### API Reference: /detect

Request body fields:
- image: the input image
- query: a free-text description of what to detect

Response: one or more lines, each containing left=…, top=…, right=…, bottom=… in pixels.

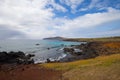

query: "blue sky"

left=0, top=0, right=120, bottom=39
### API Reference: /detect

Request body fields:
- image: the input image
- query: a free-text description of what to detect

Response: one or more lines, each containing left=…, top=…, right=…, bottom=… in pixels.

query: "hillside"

left=64, top=36, right=120, bottom=42
left=41, top=41, right=120, bottom=80
left=41, top=54, right=120, bottom=80
left=43, top=36, right=120, bottom=42
left=43, top=36, right=66, bottom=40
left=0, top=37, right=120, bottom=80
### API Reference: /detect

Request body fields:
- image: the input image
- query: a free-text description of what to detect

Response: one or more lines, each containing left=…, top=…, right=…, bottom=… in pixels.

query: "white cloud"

left=88, top=0, right=100, bottom=9
left=48, top=0, right=67, bottom=12
left=60, top=0, right=84, bottom=13
left=79, top=0, right=108, bottom=11
left=0, top=24, right=26, bottom=39
left=0, top=0, right=60, bottom=39
left=55, top=8, right=120, bottom=31
left=0, top=0, right=120, bottom=39
left=88, top=29, right=120, bottom=37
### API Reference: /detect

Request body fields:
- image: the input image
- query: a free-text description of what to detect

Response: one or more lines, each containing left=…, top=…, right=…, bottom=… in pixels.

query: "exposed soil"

left=0, top=64, right=66, bottom=80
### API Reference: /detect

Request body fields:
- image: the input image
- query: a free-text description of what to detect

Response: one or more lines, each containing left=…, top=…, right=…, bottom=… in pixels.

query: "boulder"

left=64, top=48, right=74, bottom=53
left=0, top=51, right=35, bottom=64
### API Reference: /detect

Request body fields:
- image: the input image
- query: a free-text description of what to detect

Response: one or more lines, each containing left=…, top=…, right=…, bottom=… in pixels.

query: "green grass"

left=41, top=54, right=120, bottom=70
left=40, top=54, right=120, bottom=80
left=64, top=36, right=120, bottom=42
left=40, top=39, right=120, bottom=80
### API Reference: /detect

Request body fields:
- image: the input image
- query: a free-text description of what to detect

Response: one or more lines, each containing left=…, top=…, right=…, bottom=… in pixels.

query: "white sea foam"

left=34, top=53, right=67, bottom=64
left=34, top=59, right=46, bottom=64
left=57, top=54, right=67, bottom=60
left=0, top=40, right=81, bottom=64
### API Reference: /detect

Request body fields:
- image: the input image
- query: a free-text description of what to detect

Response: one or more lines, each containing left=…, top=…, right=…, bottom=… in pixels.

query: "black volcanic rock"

left=62, top=41, right=120, bottom=62
left=0, top=51, right=35, bottom=64
left=35, top=44, right=40, bottom=46
left=64, top=48, right=74, bottom=53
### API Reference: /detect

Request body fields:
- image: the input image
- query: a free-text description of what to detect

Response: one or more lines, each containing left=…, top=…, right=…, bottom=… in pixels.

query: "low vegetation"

left=64, top=36, right=120, bottom=42
left=41, top=54, right=120, bottom=80
left=41, top=38, right=120, bottom=80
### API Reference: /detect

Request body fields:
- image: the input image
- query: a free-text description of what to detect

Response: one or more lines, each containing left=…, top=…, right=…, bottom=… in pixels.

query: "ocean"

left=0, top=39, right=81, bottom=63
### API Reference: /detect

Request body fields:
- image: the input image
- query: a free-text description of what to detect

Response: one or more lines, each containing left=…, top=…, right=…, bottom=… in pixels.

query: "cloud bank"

left=0, top=0, right=120, bottom=39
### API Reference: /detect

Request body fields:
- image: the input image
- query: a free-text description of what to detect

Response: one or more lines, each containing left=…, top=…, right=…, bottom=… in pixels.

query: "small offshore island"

left=0, top=36, right=120, bottom=80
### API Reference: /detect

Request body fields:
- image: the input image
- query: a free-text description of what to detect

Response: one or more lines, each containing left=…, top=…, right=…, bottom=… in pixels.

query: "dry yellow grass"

left=41, top=54, right=120, bottom=70
left=64, top=37, right=120, bottom=42
left=63, top=63, right=120, bottom=80
left=40, top=54, right=120, bottom=80
left=103, top=42, right=120, bottom=48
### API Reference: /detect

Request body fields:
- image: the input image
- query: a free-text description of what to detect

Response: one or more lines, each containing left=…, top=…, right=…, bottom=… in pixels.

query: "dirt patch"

left=0, top=64, right=65, bottom=80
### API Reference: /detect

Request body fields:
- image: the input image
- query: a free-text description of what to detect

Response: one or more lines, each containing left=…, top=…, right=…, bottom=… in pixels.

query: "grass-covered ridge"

left=41, top=54, right=120, bottom=80
left=41, top=54, right=120, bottom=70
left=40, top=38, right=120, bottom=80
left=64, top=36, right=120, bottom=42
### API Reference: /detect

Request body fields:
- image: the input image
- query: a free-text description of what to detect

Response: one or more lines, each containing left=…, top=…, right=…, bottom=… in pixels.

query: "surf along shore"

left=0, top=37, right=120, bottom=80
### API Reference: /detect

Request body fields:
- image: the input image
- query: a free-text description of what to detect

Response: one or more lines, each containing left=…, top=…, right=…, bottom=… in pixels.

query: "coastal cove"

left=0, top=39, right=81, bottom=63
left=0, top=0, right=120, bottom=79
left=0, top=38, right=120, bottom=80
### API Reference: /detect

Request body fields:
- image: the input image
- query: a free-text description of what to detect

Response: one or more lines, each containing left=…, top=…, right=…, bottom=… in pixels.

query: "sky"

left=0, top=0, right=120, bottom=39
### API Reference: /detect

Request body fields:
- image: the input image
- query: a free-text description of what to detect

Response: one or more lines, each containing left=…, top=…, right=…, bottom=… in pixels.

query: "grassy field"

left=64, top=36, right=120, bottom=42
left=41, top=37, right=120, bottom=80
left=41, top=54, right=120, bottom=80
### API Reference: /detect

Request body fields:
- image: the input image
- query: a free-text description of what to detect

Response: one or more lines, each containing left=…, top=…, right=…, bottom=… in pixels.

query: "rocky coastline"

left=0, top=41, right=120, bottom=64
left=60, top=41, right=120, bottom=62
left=0, top=41, right=120, bottom=80
left=0, top=51, right=64, bottom=80
left=0, top=51, right=35, bottom=65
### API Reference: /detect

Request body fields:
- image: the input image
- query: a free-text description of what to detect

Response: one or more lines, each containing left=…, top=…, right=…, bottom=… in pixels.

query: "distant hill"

left=43, top=36, right=66, bottom=40
left=63, top=36, right=120, bottom=42
left=43, top=36, right=120, bottom=42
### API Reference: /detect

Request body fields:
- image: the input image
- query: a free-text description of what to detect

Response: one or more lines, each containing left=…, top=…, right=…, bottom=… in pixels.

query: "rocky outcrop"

left=64, top=48, right=74, bottom=53
left=0, top=51, right=35, bottom=64
left=35, top=44, right=40, bottom=46
left=77, top=42, right=120, bottom=56
left=62, top=41, right=120, bottom=62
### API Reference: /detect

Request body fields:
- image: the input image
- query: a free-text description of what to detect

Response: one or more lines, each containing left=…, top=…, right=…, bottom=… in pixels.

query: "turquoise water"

left=0, top=40, right=81, bottom=63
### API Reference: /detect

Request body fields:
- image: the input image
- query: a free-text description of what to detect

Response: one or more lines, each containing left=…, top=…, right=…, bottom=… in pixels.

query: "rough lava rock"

left=0, top=51, right=35, bottom=64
